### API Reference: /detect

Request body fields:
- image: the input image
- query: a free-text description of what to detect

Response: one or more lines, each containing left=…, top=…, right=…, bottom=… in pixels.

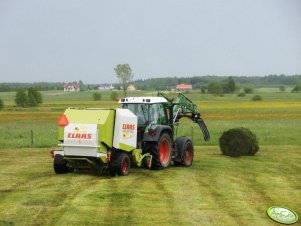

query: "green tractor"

left=51, top=92, right=210, bottom=176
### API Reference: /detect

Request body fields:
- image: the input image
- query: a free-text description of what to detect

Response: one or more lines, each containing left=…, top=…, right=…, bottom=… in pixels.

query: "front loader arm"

left=194, top=117, right=210, bottom=142
left=158, top=92, right=210, bottom=142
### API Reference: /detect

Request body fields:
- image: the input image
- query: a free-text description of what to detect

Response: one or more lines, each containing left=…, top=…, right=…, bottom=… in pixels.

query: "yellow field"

left=1, top=101, right=300, bottom=121
left=0, top=112, right=60, bottom=122
left=201, top=101, right=301, bottom=109
left=205, top=111, right=301, bottom=120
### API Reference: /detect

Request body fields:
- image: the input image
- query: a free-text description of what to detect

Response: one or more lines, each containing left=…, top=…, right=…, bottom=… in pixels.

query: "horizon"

left=1, top=74, right=300, bottom=85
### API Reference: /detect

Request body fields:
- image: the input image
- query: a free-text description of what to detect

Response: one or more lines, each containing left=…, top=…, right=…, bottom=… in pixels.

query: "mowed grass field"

left=0, top=89, right=300, bottom=225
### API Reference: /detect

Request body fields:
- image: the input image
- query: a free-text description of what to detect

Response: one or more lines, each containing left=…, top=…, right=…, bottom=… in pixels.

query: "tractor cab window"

left=122, top=103, right=167, bottom=125
left=149, top=104, right=167, bottom=125
left=122, top=103, right=149, bottom=125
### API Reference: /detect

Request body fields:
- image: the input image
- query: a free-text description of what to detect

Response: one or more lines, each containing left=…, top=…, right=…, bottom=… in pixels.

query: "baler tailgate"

left=62, top=123, right=99, bottom=157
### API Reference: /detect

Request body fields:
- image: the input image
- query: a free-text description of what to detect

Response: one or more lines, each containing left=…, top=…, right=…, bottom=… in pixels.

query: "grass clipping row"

left=219, top=127, right=259, bottom=157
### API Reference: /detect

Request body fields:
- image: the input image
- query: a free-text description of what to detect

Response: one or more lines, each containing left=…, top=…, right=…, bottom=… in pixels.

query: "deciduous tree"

left=15, top=88, right=28, bottom=107
left=27, top=87, right=42, bottom=106
left=223, top=76, right=236, bottom=93
left=208, top=81, right=223, bottom=95
left=0, top=97, right=4, bottom=110
left=292, top=84, right=301, bottom=93
left=15, top=87, right=42, bottom=107
left=114, top=64, right=133, bottom=97
left=92, top=92, right=102, bottom=101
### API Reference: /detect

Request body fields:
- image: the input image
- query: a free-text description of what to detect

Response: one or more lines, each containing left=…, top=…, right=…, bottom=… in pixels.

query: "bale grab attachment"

left=158, top=92, right=210, bottom=142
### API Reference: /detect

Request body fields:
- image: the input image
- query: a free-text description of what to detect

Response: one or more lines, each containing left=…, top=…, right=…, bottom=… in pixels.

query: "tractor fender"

left=143, top=125, right=172, bottom=142
left=174, top=136, right=192, bottom=162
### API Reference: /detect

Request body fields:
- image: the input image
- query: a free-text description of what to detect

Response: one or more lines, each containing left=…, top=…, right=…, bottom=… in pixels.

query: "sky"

left=0, top=0, right=300, bottom=84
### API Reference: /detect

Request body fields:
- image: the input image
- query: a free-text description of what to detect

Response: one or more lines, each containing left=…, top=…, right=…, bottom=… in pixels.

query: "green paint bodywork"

left=58, top=108, right=115, bottom=153
left=56, top=93, right=209, bottom=171
left=132, top=149, right=152, bottom=167
left=119, top=143, right=135, bottom=152
left=58, top=108, right=146, bottom=167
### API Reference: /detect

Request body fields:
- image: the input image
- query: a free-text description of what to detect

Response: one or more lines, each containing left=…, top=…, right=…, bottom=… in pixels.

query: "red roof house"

left=176, top=84, right=192, bottom=91
left=64, top=83, right=80, bottom=92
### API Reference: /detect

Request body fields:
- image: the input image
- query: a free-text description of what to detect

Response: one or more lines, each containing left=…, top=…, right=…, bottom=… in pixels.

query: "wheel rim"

left=122, top=159, right=128, bottom=174
left=159, top=139, right=170, bottom=165
left=183, top=146, right=193, bottom=165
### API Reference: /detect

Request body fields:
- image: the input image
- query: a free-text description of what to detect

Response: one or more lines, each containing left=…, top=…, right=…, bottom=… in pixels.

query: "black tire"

left=144, top=133, right=172, bottom=170
left=54, top=154, right=68, bottom=174
left=117, top=153, right=130, bottom=176
left=109, top=152, right=130, bottom=176
left=181, top=140, right=194, bottom=167
left=174, top=137, right=194, bottom=167
left=173, top=161, right=182, bottom=166
left=108, top=152, right=117, bottom=177
left=109, top=166, right=116, bottom=177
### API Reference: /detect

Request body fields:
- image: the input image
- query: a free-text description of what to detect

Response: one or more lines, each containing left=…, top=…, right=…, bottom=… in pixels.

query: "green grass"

left=1, top=90, right=301, bottom=148
left=0, top=89, right=300, bottom=225
left=176, top=118, right=301, bottom=146
left=0, top=146, right=300, bottom=225
left=1, top=117, right=300, bottom=149
left=0, top=121, right=58, bottom=149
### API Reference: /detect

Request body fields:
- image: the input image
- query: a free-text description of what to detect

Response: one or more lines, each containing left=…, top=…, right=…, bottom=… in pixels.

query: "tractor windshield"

left=122, top=103, right=167, bottom=125
left=122, top=103, right=149, bottom=125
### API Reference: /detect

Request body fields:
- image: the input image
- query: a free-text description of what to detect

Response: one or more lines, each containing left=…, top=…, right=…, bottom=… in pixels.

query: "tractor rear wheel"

left=149, top=133, right=172, bottom=169
left=54, top=154, right=68, bottom=174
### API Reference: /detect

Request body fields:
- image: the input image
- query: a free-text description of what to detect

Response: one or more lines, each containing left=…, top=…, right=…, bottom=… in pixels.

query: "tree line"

left=0, top=74, right=301, bottom=93
left=0, top=82, right=65, bottom=92
left=133, top=74, right=301, bottom=91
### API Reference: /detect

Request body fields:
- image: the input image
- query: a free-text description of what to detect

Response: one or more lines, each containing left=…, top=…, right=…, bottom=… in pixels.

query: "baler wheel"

left=116, top=153, right=130, bottom=176
left=109, top=152, right=130, bottom=176
left=54, top=154, right=68, bottom=174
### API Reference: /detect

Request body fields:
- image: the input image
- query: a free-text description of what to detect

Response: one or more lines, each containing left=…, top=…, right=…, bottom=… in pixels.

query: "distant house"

left=98, top=84, right=114, bottom=90
left=127, top=84, right=136, bottom=91
left=64, top=83, right=80, bottom=92
left=176, top=84, right=192, bottom=91
left=166, top=86, right=176, bottom=91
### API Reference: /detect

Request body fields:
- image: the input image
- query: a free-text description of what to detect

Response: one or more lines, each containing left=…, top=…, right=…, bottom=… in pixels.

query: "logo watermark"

left=267, top=206, right=298, bottom=225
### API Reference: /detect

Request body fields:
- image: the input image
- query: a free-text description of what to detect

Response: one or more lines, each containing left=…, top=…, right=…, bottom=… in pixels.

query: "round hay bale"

left=219, top=127, right=259, bottom=157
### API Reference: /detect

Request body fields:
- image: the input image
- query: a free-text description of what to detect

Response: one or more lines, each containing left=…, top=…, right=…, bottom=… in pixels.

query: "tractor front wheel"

left=182, top=140, right=194, bottom=166
left=174, top=139, right=194, bottom=167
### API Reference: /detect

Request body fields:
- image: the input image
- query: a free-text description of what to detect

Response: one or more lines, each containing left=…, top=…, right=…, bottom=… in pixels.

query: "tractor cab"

left=119, top=97, right=169, bottom=126
left=119, top=97, right=171, bottom=147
